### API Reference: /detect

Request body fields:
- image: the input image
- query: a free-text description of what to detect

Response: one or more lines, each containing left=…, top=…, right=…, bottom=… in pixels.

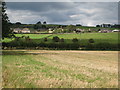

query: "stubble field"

left=2, top=50, right=118, bottom=88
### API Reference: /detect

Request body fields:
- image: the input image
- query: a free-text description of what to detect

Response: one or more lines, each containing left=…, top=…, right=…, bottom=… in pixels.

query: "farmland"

left=2, top=50, right=118, bottom=88
left=2, top=32, right=119, bottom=50
left=3, top=32, right=119, bottom=44
left=2, top=32, right=119, bottom=88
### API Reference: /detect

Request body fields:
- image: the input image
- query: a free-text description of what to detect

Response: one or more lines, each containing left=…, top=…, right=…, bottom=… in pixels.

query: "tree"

left=15, top=22, right=21, bottom=25
left=43, top=21, right=46, bottom=24
left=52, top=36, right=60, bottom=42
left=36, top=21, right=41, bottom=24
left=2, top=2, right=13, bottom=38
left=96, top=25, right=100, bottom=27
left=72, top=38, right=78, bottom=43
left=60, top=38, right=64, bottom=42
left=41, top=25, right=46, bottom=29
left=44, top=38, right=48, bottom=42
left=88, top=39, right=94, bottom=43
left=67, top=25, right=76, bottom=32
left=33, top=24, right=39, bottom=29
left=76, top=24, right=82, bottom=26
left=108, top=24, right=111, bottom=28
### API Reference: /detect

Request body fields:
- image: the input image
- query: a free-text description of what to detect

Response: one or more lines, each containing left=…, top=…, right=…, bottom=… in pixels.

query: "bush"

left=88, top=39, right=94, bottom=43
left=63, top=29, right=68, bottom=33
left=60, top=38, right=64, bottom=42
left=38, top=42, right=79, bottom=50
left=86, top=43, right=94, bottom=50
left=44, top=38, right=48, bottom=42
left=52, top=36, right=60, bottom=42
left=94, top=42, right=111, bottom=50
left=2, top=42, right=9, bottom=48
left=67, top=43, right=79, bottom=50
left=72, top=38, right=78, bottom=42
left=39, top=42, right=46, bottom=47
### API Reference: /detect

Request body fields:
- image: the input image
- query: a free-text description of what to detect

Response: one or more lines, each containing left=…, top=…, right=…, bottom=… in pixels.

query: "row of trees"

left=96, top=24, right=120, bottom=28
left=2, top=37, right=119, bottom=50
left=44, top=36, right=79, bottom=43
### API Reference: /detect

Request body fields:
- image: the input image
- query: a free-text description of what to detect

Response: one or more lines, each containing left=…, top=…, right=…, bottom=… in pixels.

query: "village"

left=12, top=23, right=120, bottom=34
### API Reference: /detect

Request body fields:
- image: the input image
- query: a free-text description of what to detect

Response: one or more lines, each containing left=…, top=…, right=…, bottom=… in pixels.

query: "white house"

left=22, top=28, right=30, bottom=33
left=112, top=29, right=120, bottom=32
left=75, top=28, right=84, bottom=33
left=13, top=28, right=30, bottom=33
left=99, top=30, right=108, bottom=33
left=13, top=28, right=22, bottom=33
left=49, top=30, right=53, bottom=33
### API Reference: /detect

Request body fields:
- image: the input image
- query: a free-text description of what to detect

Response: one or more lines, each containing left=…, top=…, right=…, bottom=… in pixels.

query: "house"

left=49, top=30, right=53, bottom=33
left=22, top=28, right=30, bottom=33
left=75, top=28, right=84, bottom=33
left=48, top=28, right=55, bottom=33
left=13, top=28, right=30, bottom=33
left=48, top=28, right=54, bottom=33
left=100, top=24, right=112, bottom=28
left=48, top=28, right=53, bottom=31
left=112, top=29, right=120, bottom=32
left=87, top=28, right=92, bottom=32
left=13, top=28, right=22, bottom=33
left=98, top=30, right=110, bottom=33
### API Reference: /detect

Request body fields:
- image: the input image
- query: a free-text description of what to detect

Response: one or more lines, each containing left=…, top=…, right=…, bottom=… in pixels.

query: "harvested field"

left=2, top=50, right=118, bottom=88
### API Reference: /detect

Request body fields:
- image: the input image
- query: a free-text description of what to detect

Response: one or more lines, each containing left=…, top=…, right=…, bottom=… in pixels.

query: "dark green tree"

left=96, top=25, right=100, bottom=27
left=60, top=38, right=64, bottom=42
left=88, top=39, right=94, bottom=43
left=76, top=24, right=82, bottom=26
left=67, top=25, right=76, bottom=32
left=15, top=22, right=21, bottom=25
left=44, top=38, right=48, bottom=42
left=52, top=36, right=60, bottom=42
left=41, top=25, right=46, bottom=29
left=36, top=21, right=41, bottom=24
left=33, top=24, right=39, bottom=29
left=72, top=38, right=78, bottom=43
left=43, top=21, right=46, bottom=24
left=2, top=2, right=13, bottom=38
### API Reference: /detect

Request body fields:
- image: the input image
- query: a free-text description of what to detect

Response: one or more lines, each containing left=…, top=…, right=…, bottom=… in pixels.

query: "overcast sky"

left=6, top=2, right=118, bottom=26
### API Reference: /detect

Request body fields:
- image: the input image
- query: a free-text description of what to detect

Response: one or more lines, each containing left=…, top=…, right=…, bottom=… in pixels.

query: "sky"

left=6, top=2, right=118, bottom=26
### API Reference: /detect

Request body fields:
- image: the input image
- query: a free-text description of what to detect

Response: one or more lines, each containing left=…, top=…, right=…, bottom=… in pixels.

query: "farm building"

left=13, top=28, right=22, bottom=33
left=112, top=29, right=120, bottom=32
left=48, top=28, right=54, bottom=33
left=98, top=29, right=110, bottom=33
left=48, top=30, right=53, bottom=33
left=75, top=28, right=84, bottom=33
left=100, top=24, right=112, bottom=28
left=48, top=28, right=53, bottom=31
left=22, top=28, right=30, bottom=33
left=13, top=28, right=30, bottom=33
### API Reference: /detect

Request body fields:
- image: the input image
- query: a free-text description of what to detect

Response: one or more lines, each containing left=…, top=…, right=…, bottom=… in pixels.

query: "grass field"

left=2, top=34, right=51, bottom=42
left=2, top=50, right=118, bottom=88
left=47, top=33, right=118, bottom=44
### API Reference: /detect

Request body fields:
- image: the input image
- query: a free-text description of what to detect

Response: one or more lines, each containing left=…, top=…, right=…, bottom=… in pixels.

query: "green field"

left=47, top=33, right=118, bottom=44
left=2, top=50, right=118, bottom=88
left=2, top=33, right=119, bottom=45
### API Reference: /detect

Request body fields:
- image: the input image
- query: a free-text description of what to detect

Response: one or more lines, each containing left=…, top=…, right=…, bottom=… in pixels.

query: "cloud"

left=5, top=0, right=120, bottom=2
left=6, top=9, right=43, bottom=24
left=6, top=2, right=118, bottom=26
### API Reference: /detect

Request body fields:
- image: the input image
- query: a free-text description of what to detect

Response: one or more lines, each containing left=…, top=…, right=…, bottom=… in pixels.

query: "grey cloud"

left=6, top=2, right=118, bottom=26
left=6, top=2, right=77, bottom=12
